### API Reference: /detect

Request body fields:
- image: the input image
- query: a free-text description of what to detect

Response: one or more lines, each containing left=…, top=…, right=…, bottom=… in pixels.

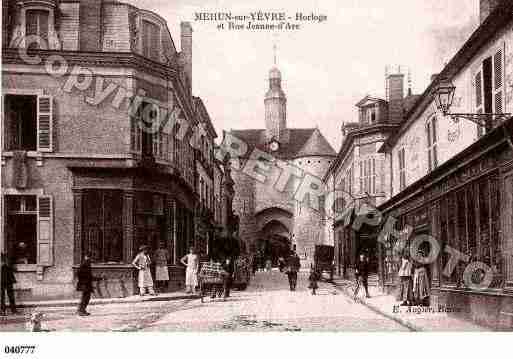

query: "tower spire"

left=273, top=41, right=277, bottom=65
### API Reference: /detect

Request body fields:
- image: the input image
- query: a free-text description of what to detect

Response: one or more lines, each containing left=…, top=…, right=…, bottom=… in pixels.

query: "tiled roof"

left=229, top=128, right=336, bottom=159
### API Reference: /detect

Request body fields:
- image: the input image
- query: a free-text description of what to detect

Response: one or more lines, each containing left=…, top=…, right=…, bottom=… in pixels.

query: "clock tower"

left=264, top=65, right=287, bottom=143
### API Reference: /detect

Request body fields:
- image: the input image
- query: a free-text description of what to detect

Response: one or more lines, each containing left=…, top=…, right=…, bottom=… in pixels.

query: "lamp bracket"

left=446, top=113, right=511, bottom=128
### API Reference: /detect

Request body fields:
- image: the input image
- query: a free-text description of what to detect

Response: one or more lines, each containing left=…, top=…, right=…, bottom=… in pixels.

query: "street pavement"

left=0, top=271, right=409, bottom=332
left=140, top=270, right=409, bottom=331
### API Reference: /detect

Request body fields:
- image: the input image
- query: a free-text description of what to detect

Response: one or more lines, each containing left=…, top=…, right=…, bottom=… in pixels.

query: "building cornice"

left=2, top=48, right=197, bottom=124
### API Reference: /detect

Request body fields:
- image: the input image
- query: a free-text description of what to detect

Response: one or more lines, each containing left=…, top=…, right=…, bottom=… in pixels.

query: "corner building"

left=1, top=0, right=205, bottom=299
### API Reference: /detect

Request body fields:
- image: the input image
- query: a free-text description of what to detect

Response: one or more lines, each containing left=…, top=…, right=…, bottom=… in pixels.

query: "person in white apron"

left=132, top=245, right=155, bottom=296
left=181, top=247, right=199, bottom=294
left=154, top=243, right=170, bottom=293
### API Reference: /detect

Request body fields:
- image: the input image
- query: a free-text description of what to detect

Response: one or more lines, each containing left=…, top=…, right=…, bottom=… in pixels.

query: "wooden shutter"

left=37, top=195, right=53, bottom=266
left=493, top=46, right=504, bottom=114
left=37, top=95, right=53, bottom=152
left=473, top=67, right=485, bottom=138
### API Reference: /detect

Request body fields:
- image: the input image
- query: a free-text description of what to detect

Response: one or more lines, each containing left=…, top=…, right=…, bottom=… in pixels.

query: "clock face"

left=270, top=141, right=279, bottom=152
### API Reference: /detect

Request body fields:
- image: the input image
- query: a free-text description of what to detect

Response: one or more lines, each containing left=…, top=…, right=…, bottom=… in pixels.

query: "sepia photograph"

left=1, top=0, right=513, bottom=352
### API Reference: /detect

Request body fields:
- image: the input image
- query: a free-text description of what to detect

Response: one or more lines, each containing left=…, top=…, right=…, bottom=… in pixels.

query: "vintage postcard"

left=1, top=0, right=513, bottom=345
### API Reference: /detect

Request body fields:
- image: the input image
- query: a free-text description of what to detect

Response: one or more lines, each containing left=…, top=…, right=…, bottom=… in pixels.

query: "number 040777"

left=4, top=346, right=36, bottom=354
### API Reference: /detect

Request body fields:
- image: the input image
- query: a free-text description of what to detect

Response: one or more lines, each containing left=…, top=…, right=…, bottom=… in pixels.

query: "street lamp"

left=431, top=77, right=510, bottom=130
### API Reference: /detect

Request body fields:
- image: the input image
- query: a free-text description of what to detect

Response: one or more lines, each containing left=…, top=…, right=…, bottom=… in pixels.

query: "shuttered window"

left=426, top=116, right=438, bottom=171
left=493, top=47, right=504, bottom=114
left=37, top=95, right=53, bottom=152
left=398, top=148, right=406, bottom=191
left=3, top=94, right=53, bottom=152
left=37, top=195, right=53, bottom=266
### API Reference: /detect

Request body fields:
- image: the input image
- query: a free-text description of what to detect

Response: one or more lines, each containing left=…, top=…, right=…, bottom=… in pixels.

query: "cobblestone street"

left=1, top=272, right=409, bottom=332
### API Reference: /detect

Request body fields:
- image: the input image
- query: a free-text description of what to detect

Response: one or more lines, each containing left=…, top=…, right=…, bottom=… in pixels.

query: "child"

left=308, top=267, right=320, bottom=295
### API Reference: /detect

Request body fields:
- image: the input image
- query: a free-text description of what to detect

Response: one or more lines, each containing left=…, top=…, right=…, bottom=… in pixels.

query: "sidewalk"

left=17, top=291, right=199, bottom=309
left=1, top=291, right=199, bottom=328
left=332, top=277, right=488, bottom=331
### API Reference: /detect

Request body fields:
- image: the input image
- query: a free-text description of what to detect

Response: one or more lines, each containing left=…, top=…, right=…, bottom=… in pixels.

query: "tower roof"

left=229, top=128, right=335, bottom=159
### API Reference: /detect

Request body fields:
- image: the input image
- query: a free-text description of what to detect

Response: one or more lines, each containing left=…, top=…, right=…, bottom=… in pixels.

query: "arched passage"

left=255, top=207, right=293, bottom=267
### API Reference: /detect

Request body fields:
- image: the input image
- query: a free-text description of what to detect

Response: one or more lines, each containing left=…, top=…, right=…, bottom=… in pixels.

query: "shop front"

left=71, top=166, right=196, bottom=297
left=378, top=121, right=513, bottom=329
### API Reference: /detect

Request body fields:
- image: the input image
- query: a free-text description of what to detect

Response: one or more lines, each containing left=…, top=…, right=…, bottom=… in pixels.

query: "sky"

left=126, top=0, right=478, bottom=150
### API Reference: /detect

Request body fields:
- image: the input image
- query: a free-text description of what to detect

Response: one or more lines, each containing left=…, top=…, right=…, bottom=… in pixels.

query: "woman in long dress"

left=181, top=247, right=199, bottom=294
left=413, top=253, right=430, bottom=306
left=132, top=245, right=156, bottom=296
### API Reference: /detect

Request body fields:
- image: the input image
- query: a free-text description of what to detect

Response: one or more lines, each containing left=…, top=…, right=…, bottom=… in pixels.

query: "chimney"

left=387, top=74, right=404, bottom=122
left=180, top=22, right=193, bottom=93
left=480, top=0, right=502, bottom=23
left=80, top=0, right=103, bottom=51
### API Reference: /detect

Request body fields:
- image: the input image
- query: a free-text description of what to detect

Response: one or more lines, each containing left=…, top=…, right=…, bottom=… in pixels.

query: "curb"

left=1, top=294, right=199, bottom=326
left=17, top=293, right=200, bottom=309
left=331, top=280, right=420, bottom=332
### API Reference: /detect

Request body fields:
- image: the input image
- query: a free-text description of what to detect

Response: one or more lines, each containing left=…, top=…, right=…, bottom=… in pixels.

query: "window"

left=131, top=102, right=166, bottom=159
left=369, top=107, right=377, bottom=124
left=474, top=46, right=504, bottom=137
left=398, top=148, right=406, bottom=191
left=3, top=94, right=53, bottom=152
left=4, top=95, right=37, bottom=151
left=426, top=116, right=438, bottom=171
left=360, top=158, right=376, bottom=194
left=26, top=10, right=49, bottom=49
left=4, top=194, right=53, bottom=266
left=5, top=195, right=37, bottom=264
left=142, top=20, right=160, bottom=61
left=4, top=94, right=53, bottom=152
left=82, top=190, right=124, bottom=263
left=440, top=177, right=503, bottom=289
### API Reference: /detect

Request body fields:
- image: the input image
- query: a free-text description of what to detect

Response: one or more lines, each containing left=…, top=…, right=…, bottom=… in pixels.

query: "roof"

left=323, top=123, right=399, bottom=181
left=229, top=128, right=336, bottom=159
left=355, top=95, right=387, bottom=107
left=380, top=1, right=513, bottom=153
left=193, top=97, right=218, bottom=138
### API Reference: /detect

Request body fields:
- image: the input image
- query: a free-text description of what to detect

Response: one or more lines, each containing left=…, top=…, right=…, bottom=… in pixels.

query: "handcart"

left=198, top=262, right=225, bottom=303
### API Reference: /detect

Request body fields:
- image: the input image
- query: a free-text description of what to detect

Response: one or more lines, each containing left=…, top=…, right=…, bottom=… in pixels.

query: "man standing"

left=222, top=257, right=235, bottom=299
left=354, top=251, right=370, bottom=299
left=76, top=253, right=102, bottom=316
left=1, top=253, right=18, bottom=316
left=286, top=250, right=301, bottom=291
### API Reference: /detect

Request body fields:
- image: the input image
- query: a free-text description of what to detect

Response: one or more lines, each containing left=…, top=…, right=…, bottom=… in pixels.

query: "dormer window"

left=8, top=0, right=60, bottom=50
left=26, top=9, right=49, bottom=49
left=142, top=19, right=160, bottom=61
left=368, top=107, right=377, bottom=124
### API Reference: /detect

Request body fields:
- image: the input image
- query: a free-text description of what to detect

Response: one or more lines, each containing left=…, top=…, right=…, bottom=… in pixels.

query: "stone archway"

left=260, top=220, right=292, bottom=266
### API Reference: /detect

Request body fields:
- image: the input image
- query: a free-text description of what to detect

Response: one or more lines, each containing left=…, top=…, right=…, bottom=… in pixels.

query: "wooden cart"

left=198, top=262, right=225, bottom=303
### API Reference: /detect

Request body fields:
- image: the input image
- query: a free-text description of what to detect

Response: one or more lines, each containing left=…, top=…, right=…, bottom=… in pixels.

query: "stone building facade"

left=1, top=0, right=215, bottom=299
left=228, top=65, right=336, bottom=268
left=375, top=0, right=513, bottom=329
left=323, top=73, right=420, bottom=278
